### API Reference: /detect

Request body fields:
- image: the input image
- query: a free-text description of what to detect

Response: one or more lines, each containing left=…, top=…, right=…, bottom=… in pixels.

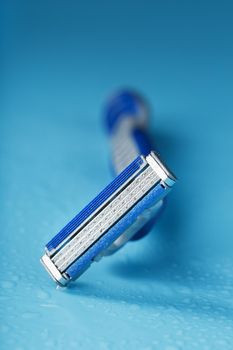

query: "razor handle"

left=104, top=90, right=165, bottom=242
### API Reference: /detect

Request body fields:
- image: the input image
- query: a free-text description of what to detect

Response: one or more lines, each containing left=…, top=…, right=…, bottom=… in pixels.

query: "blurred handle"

left=104, top=90, right=153, bottom=175
left=104, top=90, right=164, bottom=242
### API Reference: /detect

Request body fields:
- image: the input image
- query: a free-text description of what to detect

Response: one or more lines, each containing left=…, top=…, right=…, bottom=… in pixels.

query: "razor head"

left=41, top=151, right=176, bottom=286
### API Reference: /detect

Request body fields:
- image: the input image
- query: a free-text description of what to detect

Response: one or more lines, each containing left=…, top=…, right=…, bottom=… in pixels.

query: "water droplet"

left=22, top=312, right=39, bottom=319
left=0, top=325, right=9, bottom=333
left=36, top=289, right=50, bottom=300
left=0, top=281, right=14, bottom=289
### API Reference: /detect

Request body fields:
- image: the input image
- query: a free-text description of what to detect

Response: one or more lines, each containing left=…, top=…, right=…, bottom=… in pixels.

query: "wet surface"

left=1, top=110, right=233, bottom=349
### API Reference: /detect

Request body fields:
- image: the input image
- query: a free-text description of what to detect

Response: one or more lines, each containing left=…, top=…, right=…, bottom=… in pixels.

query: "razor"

left=41, top=90, right=176, bottom=286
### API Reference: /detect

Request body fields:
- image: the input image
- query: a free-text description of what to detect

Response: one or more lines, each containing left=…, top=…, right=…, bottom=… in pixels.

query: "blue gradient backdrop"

left=1, top=1, right=233, bottom=349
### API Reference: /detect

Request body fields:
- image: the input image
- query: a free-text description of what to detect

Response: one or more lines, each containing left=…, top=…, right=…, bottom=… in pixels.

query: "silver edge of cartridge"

left=40, top=254, right=69, bottom=287
left=146, top=152, right=177, bottom=187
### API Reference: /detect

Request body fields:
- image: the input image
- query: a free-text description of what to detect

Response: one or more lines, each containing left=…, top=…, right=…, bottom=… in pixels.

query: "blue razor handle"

left=105, top=90, right=151, bottom=174
left=41, top=92, right=176, bottom=287
left=105, top=90, right=165, bottom=242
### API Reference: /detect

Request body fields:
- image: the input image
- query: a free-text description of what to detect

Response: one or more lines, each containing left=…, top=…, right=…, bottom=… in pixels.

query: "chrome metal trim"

left=40, top=254, right=69, bottom=287
left=146, top=152, right=177, bottom=187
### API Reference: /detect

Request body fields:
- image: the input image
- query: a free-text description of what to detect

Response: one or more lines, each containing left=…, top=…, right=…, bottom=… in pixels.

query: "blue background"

left=1, top=1, right=233, bottom=349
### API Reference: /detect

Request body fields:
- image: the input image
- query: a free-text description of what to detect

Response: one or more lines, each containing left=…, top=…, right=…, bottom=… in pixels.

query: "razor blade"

left=41, top=152, right=176, bottom=286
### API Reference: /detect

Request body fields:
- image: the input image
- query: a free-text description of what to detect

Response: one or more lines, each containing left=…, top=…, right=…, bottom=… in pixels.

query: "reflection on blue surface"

left=1, top=0, right=233, bottom=349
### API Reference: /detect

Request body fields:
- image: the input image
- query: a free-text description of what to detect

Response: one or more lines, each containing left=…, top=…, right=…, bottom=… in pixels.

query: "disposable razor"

left=41, top=90, right=176, bottom=286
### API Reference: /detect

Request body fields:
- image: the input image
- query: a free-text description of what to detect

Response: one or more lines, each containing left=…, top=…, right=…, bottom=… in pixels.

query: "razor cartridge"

left=41, top=152, right=176, bottom=286
left=41, top=91, right=177, bottom=286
